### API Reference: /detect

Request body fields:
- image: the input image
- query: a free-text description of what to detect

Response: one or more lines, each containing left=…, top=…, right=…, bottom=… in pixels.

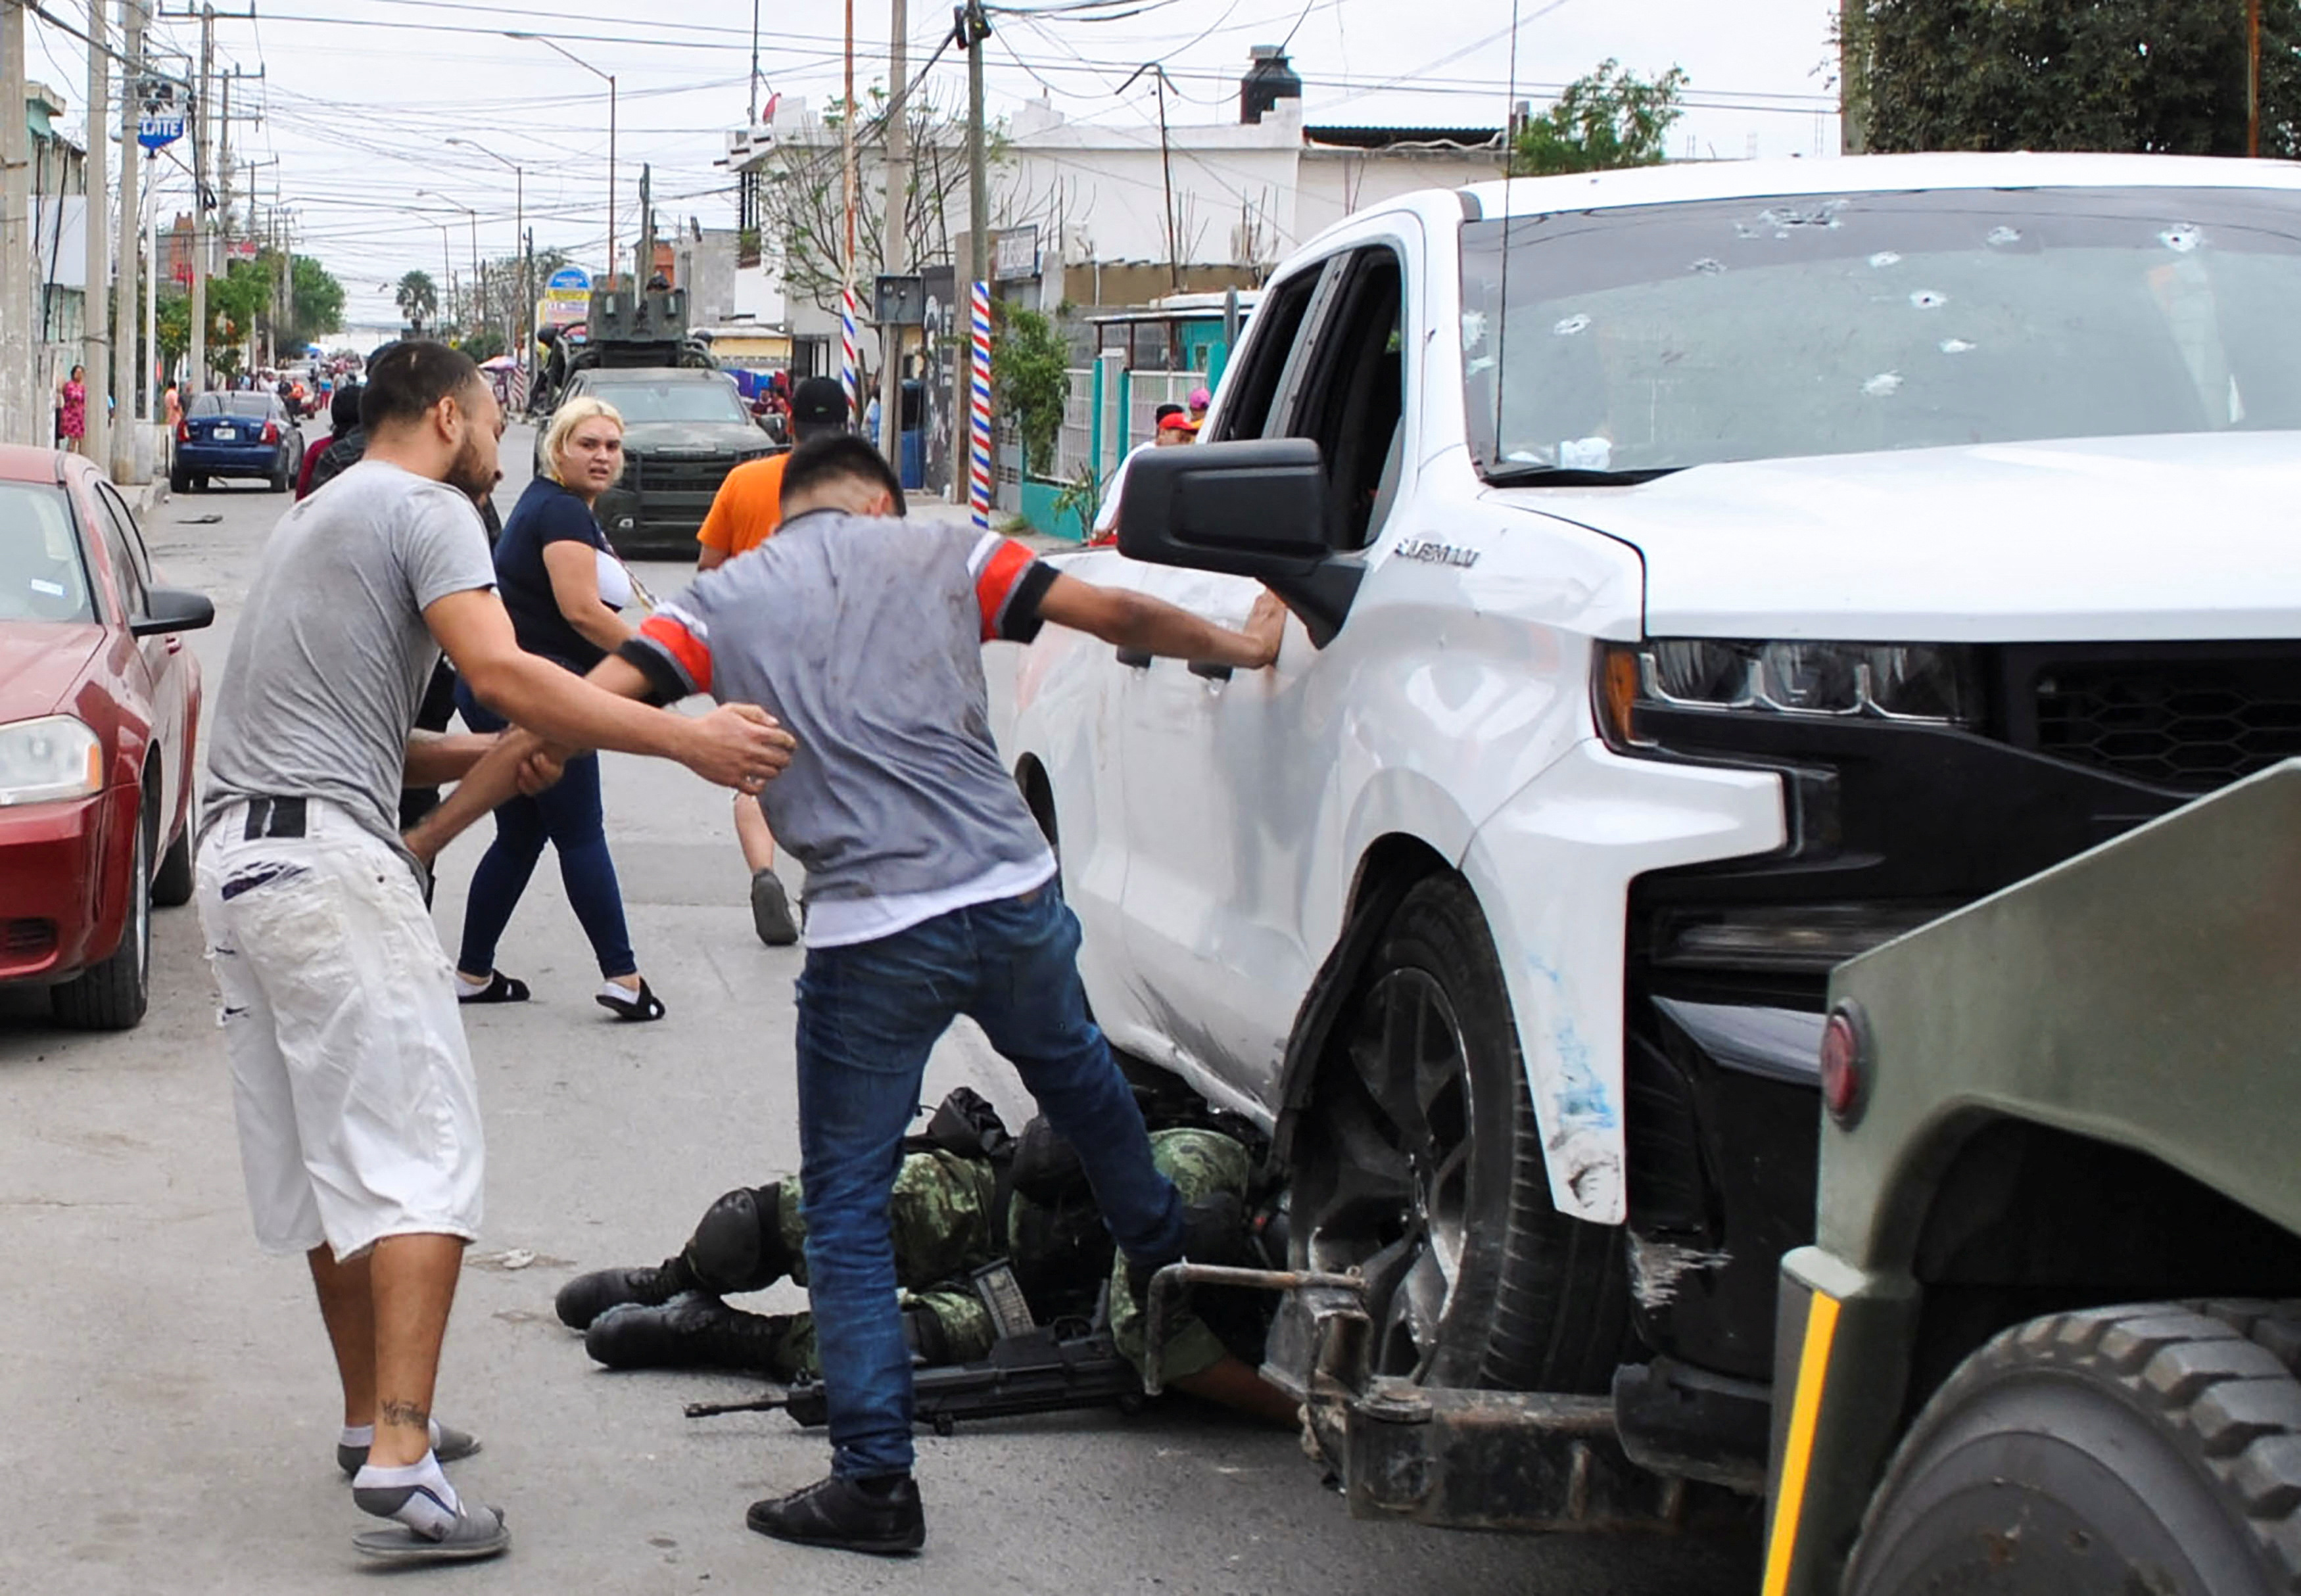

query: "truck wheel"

left=51, top=805, right=152, bottom=1031
left=1847, top=1303, right=2301, bottom=1595
left=1293, top=875, right=1626, bottom=1392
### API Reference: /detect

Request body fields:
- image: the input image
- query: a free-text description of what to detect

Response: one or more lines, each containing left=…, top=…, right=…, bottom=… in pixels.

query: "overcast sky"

left=25, top=0, right=1843, bottom=325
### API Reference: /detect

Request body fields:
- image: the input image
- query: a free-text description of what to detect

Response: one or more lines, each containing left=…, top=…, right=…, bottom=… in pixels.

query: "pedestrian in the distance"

left=452, top=394, right=664, bottom=1020
left=298, top=382, right=362, bottom=500
left=194, top=340, right=794, bottom=1568
left=59, top=365, right=86, bottom=452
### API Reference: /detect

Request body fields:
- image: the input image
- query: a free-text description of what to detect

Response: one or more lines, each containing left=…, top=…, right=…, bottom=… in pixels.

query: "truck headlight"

left=1598, top=640, right=1977, bottom=745
left=0, top=715, right=104, bottom=805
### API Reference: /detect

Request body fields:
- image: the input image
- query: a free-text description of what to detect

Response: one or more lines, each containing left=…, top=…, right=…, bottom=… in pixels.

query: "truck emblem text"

left=1396, top=540, right=1480, bottom=569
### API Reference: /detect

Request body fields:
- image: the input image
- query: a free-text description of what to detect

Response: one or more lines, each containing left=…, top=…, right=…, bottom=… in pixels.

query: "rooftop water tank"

left=1240, top=45, right=1301, bottom=125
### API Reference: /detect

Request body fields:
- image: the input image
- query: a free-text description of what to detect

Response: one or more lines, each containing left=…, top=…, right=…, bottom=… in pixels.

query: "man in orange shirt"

left=696, top=374, right=852, bottom=942
left=695, top=376, right=849, bottom=571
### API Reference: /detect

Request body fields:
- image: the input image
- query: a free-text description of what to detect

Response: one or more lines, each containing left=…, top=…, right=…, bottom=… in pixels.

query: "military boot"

left=585, top=1293, right=797, bottom=1376
left=554, top=1256, right=699, bottom=1330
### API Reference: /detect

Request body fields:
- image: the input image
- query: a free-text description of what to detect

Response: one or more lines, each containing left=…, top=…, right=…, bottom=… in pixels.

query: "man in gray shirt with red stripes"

left=416, top=434, right=1282, bottom=1556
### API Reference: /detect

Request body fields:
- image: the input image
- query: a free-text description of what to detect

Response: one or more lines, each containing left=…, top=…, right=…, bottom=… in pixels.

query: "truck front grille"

left=2029, top=656, right=2301, bottom=791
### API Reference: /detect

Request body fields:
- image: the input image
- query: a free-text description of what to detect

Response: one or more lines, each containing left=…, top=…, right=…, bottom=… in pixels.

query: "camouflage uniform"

left=661, top=1128, right=1253, bottom=1383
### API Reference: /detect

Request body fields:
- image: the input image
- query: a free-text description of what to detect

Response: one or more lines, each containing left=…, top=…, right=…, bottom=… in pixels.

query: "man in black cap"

left=694, top=373, right=852, bottom=944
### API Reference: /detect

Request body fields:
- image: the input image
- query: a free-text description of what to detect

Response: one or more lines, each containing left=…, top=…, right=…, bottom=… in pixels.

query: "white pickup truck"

left=999, top=152, right=2301, bottom=1522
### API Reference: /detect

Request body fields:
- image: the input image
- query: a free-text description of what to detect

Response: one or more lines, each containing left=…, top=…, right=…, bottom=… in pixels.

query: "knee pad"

left=686, top=1183, right=790, bottom=1295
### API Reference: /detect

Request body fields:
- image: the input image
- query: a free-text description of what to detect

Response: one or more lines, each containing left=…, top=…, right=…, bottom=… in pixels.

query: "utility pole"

left=1838, top=0, right=1869, bottom=154
left=955, top=0, right=989, bottom=509
left=2248, top=0, right=2262, bottom=158
left=839, top=0, right=857, bottom=415
left=878, top=0, right=909, bottom=467
left=83, top=0, right=113, bottom=465
left=189, top=3, right=212, bottom=392
left=110, top=0, right=145, bottom=478
left=0, top=0, right=30, bottom=446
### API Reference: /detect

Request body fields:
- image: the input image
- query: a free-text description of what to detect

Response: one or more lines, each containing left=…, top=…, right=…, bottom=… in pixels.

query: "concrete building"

left=26, top=82, right=89, bottom=418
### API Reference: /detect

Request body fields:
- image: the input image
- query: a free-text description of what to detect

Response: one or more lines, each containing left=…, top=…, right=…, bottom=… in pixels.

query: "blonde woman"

left=452, top=396, right=663, bottom=1020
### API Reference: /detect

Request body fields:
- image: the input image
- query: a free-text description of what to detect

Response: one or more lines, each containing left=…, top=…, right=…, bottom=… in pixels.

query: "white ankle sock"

left=340, top=1423, right=374, bottom=1449
left=598, top=979, right=639, bottom=1004
left=455, top=972, right=492, bottom=997
left=353, top=1451, right=460, bottom=1537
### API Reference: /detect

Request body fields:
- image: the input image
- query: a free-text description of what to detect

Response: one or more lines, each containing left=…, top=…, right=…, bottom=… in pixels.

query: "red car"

left=0, top=446, right=212, bottom=1029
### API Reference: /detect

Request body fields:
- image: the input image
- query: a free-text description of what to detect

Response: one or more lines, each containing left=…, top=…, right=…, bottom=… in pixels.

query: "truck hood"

left=1506, top=432, right=2301, bottom=642
left=619, top=420, right=771, bottom=456
left=0, top=624, right=102, bottom=720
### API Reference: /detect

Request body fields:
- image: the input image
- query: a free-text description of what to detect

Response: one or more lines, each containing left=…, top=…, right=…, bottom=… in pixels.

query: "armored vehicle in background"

left=534, top=285, right=775, bottom=557
left=1765, top=761, right=2301, bottom=1596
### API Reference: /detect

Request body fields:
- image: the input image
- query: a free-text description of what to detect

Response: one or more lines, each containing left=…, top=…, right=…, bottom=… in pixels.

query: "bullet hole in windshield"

left=1554, top=313, right=1592, bottom=337
left=1690, top=257, right=1725, bottom=275
left=2161, top=224, right=2202, bottom=253
left=1909, top=289, right=1949, bottom=310
left=1460, top=310, right=1488, bottom=350
left=1868, top=250, right=1903, bottom=268
left=1940, top=339, right=1977, bottom=355
left=1863, top=371, right=1904, bottom=397
left=1986, top=226, right=2024, bottom=247
left=1740, top=200, right=1849, bottom=239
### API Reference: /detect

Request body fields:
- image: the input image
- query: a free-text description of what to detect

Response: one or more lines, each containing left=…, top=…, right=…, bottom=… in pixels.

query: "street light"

left=417, top=189, right=483, bottom=339
left=447, top=137, right=527, bottom=377
left=504, top=32, right=616, bottom=286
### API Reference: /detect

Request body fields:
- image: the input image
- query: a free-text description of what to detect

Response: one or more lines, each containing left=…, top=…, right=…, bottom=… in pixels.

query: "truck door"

left=1114, top=237, right=1417, bottom=1112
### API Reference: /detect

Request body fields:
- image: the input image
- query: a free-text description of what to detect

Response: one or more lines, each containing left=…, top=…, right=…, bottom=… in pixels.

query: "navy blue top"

left=494, top=475, right=610, bottom=670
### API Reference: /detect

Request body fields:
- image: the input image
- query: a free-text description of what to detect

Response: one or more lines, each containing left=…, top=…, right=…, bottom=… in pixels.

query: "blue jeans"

left=454, top=680, right=638, bottom=980
left=795, top=884, right=1184, bottom=1478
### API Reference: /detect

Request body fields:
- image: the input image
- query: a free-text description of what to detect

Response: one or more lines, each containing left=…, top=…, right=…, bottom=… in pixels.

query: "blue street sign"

left=546, top=266, right=591, bottom=294
left=137, top=110, right=186, bottom=151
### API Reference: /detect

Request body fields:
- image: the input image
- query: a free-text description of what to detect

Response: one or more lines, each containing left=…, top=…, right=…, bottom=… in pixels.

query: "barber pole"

left=839, top=285, right=859, bottom=421
left=968, top=280, right=993, bottom=530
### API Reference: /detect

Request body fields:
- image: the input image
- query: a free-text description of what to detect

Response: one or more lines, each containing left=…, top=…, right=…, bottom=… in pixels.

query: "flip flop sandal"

left=351, top=1501, right=510, bottom=1564
left=458, top=971, right=530, bottom=1004
left=336, top=1419, right=481, bottom=1479
left=595, top=978, right=665, bottom=1023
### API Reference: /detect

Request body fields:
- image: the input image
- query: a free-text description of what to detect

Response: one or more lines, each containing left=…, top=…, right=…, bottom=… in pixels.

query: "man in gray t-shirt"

left=203, top=458, right=496, bottom=872
left=192, top=341, right=795, bottom=1568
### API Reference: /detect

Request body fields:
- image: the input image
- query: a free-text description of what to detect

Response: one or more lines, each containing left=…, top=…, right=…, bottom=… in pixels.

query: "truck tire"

left=1292, top=875, right=1626, bottom=1393
left=1847, top=1302, right=2301, bottom=1595
left=51, top=806, right=152, bottom=1031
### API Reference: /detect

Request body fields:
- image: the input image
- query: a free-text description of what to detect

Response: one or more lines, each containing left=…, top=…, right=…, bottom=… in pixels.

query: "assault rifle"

left=683, top=1262, right=1147, bottom=1435
left=684, top=1319, right=1146, bottom=1434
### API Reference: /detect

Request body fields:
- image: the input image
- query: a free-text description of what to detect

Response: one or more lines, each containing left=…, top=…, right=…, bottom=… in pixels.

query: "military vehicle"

left=534, top=284, right=776, bottom=557
left=1764, top=761, right=2301, bottom=1595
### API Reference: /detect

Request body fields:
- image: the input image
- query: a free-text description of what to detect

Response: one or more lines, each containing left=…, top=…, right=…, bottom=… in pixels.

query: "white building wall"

left=1294, top=145, right=1507, bottom=242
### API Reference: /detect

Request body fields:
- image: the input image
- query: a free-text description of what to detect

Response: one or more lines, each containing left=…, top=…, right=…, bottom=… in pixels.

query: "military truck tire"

left=1847, top=1302, right=2301, bottom=1596
left=1293, top=875, right=1626, bottom=1394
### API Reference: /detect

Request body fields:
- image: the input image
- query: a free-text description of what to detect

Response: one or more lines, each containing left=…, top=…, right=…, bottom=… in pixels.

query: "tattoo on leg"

left=379, top=1397, right=431, bottom=1430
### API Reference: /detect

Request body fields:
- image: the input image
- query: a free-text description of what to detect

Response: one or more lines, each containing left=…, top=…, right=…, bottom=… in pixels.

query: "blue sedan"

left=170, top=392, right=304, bottom=493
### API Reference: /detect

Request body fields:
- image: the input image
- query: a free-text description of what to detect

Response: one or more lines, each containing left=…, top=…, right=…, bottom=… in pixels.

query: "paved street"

left=0, top=421, right=1759, bottom=1595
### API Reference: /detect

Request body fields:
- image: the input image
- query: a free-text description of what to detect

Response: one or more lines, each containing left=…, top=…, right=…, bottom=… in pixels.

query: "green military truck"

left=1763, top=761, right=2301, bottom=1595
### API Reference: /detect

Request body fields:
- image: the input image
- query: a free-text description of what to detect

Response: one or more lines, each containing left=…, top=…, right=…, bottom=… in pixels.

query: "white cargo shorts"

left=195, top=797, right=483, bottom=1260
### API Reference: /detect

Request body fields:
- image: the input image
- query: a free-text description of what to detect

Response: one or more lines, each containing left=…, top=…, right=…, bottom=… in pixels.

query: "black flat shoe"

left=596, top=978, right=665, bottom=1022
left=746, top=1474, right=924, bottom=1557
left=458, top=971, right=529, bottom=1004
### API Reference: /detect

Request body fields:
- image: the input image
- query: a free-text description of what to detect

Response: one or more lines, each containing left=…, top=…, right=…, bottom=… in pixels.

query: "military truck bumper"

left=1761, top=1248, right=1920, bottom=1596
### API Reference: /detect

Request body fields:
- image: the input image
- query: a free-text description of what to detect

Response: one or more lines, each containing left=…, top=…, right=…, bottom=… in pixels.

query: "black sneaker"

left=751, top=870, right=798, bottom=947
left=554, top=1256, right=696, bottom=1330
left=584, top=1292, right=795, bottom=1374
left=746, top=1474, right=924, bottom=1557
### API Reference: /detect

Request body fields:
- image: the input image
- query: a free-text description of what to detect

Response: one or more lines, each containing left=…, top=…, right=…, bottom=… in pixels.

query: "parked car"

left=172, top=391, right=305, bottom=494
left=542, top=368, right=776, bottom=556
left=0, top=446, right=213, bottom=1029
left=997, top=153, right=2301, bottom=1523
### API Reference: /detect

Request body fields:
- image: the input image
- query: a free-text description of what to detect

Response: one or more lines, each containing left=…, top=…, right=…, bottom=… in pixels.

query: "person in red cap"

left=1087, top=404, right=1197, bottom=545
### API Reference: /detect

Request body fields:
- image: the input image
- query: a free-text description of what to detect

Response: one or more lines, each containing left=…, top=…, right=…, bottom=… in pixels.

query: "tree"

left=989, top=301, right=1070, bottom=479
left=396, top=270, right=439, bottom=333
left=282, top=254, right=344, bottom=353
left=1855, top=0, right=2301, bottom=157
left=756, top=85, right=993, bottom=315
left=1510, top=59, right=1688, bottom=176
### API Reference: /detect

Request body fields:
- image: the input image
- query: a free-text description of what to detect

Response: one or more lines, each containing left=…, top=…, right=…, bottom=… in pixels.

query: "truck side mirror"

left=1116, top=438, right=1364, bottom=647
